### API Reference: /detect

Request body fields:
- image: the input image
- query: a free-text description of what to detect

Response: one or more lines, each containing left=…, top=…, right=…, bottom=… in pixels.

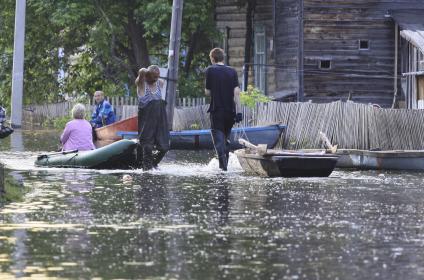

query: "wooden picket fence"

left=22, top=97, right=207, bottom=128
left=88, top=96, right=207, bottom=107
left=177, top=97, right=207, bottom=107
left=20, top=99, right=424, bottom=150
left=89, top=97, right=138, bottom=106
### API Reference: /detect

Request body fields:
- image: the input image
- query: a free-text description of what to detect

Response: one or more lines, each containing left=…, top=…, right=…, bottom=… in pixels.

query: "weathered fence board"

left=23, top=97, right=207, bottom=127
left=88, top=97, right=207, bottom=107
left=22, top=100, right=424, bottom=151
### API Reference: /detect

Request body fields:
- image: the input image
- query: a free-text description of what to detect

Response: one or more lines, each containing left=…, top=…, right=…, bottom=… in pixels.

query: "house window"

left=254, top=24, right=266, bottom=94
left=359, top=40, right=370, bottom=50
left=218, top=27, right=230, bottom=65
left=419, top=51, right=424, bottom=71
left=319, top=60, right=331, bottom=69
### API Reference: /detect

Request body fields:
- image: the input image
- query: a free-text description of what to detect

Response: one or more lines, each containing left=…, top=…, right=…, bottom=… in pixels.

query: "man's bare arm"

left=205, top=89, right=211, bottom=96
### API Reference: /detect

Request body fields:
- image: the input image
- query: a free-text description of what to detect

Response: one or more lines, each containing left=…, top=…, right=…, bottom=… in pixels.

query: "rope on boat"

left=233, top=123, right=250, bottom=145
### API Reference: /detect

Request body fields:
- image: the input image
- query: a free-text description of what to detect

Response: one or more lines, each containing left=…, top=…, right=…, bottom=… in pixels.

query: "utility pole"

left=11, top=0, right=26, bottom=128
left=165, top=0, right=184, bottom=130
left=297, top=0, right=304, bottom=101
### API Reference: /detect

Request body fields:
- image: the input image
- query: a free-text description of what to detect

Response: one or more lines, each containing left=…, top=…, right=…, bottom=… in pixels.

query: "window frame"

left=319, top=60, right=332, bottom=70
left=359, top=40, right=370, bottom=50
left=254, top=24, right=267, bottom=94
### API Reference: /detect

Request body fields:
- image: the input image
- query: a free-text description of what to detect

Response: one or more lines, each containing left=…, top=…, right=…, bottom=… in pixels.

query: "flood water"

left=1, top=130, right=424, bottom=279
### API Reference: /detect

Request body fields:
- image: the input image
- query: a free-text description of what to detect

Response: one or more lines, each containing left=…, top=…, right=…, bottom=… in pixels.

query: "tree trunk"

left=94, top=0, right=138, bottom=81
left=243, top=0, right=255, bottom=90
left=183, top=30, right=199, bottom=76
left=127, top=9, right=150, bottom=75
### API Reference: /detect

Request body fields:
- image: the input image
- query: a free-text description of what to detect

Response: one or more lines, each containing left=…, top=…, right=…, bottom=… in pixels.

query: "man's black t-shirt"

left=205, top=64, right=239, bottom=113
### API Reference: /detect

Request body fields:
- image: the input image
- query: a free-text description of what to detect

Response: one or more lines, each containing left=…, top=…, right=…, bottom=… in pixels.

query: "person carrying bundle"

left=135, top=65, right=170, bottom=170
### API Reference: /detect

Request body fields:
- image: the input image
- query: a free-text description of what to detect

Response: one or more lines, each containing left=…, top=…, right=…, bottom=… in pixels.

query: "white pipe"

left=11, top=0, right=26, bottom=128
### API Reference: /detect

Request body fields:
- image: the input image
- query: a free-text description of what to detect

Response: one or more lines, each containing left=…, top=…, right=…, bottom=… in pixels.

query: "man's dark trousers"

left=138, top=100, right=170, bottom=170
left=210, top=112, right=235, bottom=171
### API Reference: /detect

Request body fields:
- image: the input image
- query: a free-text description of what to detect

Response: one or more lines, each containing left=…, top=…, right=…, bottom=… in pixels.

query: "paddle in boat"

left=35, top=139, right=139, bottom=169
left=235, top=139, right=339, bottom=177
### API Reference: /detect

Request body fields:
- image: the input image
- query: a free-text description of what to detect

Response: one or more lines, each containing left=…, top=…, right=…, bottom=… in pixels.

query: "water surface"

left=1, top=130, right=424, bottom=279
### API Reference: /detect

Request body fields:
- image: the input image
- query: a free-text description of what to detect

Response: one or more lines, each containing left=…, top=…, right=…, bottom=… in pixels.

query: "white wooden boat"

left=336, top=149, right=424, bottom=170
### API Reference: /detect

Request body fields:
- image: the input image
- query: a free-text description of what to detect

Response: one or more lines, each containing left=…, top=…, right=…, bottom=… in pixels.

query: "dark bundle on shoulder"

left=135, top=68, right=148, bottom=88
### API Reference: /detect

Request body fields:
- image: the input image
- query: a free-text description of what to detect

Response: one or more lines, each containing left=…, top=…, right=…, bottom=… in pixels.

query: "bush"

left=190, top=123, right=200, bottom=130
left=240, top=85, right=271, bottom=109
left=51, top=115, right=73, bottom=129
left=178, top=74, right=205, bottom=98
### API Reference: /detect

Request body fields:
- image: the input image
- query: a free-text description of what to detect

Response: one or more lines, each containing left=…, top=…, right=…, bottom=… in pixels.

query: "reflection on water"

left=0, top=129, right=62, bottom=152
left=1, top=131, right=424, bottom=279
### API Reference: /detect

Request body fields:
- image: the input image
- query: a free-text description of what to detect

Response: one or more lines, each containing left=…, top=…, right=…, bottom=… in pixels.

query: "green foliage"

left=51, top=115, right=73, bottom=129
left=189, top=123, right=200, bottom=130
left=178, top=74, right=205, bottom=97
left=0, top=0, right=219, bottom=107
left=44, top=107, right=93, bottom=129
left=240, top=85, right=271, bottom=109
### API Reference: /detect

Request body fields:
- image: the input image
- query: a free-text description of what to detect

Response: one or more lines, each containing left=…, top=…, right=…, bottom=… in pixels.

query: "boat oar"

left=238, top=138, right=268, bottom=156
left=319, top=131, right=338, bottom=154
left=37, top=149, right=78, bottom=160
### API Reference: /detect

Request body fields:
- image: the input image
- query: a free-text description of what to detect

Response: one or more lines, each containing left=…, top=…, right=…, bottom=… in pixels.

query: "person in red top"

left=205, top=48, right=241, bottom=171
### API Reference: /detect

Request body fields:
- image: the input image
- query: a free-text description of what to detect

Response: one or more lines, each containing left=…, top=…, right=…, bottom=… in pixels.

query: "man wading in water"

left=205, top=48, right=241, bottom=171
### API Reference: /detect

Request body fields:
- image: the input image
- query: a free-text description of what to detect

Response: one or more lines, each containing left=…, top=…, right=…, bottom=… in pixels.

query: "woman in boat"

left=61, top=103, right=95, bottom=151
left=135, top=65, right=170, bottom=170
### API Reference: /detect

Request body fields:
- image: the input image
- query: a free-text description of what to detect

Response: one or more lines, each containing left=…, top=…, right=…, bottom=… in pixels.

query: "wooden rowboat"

left=97, top=114, right=286, bottom=150
left=95, top=115, right=138, bottom=141
left=336, top=149, right=424, bottom=170
left=235, top=148, right=339, bottom=177
left=117, top=124, right=286, bottom=150
left=286, top=148, right=424, bottom=171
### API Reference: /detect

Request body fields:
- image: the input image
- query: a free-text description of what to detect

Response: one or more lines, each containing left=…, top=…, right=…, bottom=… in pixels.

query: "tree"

left=237, top=0, right=256, bottom=90
left=0, top=0, right=220, bottom=107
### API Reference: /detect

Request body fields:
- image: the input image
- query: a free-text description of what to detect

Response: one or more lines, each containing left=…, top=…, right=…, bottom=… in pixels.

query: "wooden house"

left=214, top=0, right=424, bottom=108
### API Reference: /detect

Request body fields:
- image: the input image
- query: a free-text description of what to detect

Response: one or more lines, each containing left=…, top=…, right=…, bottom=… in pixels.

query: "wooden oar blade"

left=238, top=138, right=268, bottom=155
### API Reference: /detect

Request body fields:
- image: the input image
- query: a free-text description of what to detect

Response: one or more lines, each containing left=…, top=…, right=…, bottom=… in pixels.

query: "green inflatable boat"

left=35, top=139, right=139, bottom=169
